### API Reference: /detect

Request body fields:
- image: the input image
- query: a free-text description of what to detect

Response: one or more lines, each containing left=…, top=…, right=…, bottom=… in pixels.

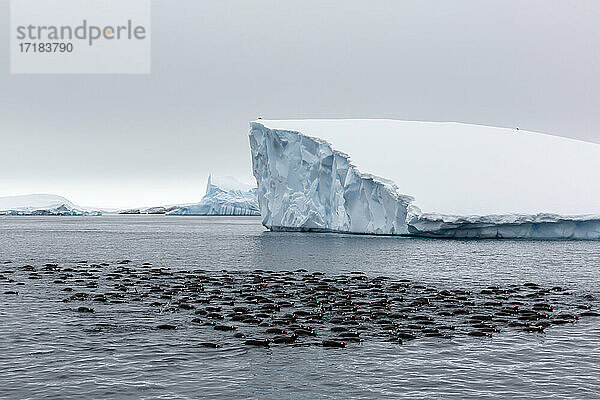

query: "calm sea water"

left=1, top=215, right=599, bottom=399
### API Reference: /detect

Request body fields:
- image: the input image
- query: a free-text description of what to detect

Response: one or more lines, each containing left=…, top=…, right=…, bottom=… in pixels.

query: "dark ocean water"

left=1, top=215, right=599, bottom=399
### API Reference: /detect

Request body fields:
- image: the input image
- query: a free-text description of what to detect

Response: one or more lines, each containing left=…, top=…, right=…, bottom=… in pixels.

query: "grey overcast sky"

left=1, top=0, right=599, bottom=208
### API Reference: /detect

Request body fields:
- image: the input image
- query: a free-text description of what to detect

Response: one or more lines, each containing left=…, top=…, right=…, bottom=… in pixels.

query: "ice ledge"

left=407, top=213, right=600, bottom=240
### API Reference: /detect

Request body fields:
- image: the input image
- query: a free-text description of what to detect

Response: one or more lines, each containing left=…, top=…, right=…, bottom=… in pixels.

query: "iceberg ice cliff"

left=249, top=122, right=412, bottom=234
left=166, top=175, right=260, bottom=216
left=249, top=120, right=600, bottom=239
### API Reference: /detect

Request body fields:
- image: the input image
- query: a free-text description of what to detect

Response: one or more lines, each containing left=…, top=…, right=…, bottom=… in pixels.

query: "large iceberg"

left=249, top=120, right=600, bottom=239
left=166, top=175, right=260, bottom=216
left=0, top=194, right=101, bottom=216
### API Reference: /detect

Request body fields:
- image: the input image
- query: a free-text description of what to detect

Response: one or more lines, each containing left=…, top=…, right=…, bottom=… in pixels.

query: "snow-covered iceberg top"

left=166, top=175, right=260, bottom=216
left=249, top=120, right=600, bottom=239
left=0, top=194, right=101, bottom=216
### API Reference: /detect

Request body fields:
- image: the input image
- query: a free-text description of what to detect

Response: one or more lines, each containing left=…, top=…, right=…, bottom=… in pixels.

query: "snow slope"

left=249, top=120, right=600, bottom=239
left=166, top=175, right=260, bottom=216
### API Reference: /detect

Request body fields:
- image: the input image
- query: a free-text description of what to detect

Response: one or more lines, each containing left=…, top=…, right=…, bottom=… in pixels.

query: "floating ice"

left=119, top=205, right=181, bottom=215
left=167, top=175, right=260, bottom=216
left=249, top=120, right=600, bottom=239
left=407, top=213, right=600, bottom=240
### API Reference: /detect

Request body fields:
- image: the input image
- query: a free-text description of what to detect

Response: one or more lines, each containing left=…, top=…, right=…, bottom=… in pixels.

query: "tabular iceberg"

left=249, top=120, right=600, bottom=240
left=166, top=175, right=260, bottom=216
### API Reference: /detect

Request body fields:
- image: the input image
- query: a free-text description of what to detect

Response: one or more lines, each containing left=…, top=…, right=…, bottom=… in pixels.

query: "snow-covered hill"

left=0, top=194, right=101, bottom=216
left=0, top=194, right=76, bottom=210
